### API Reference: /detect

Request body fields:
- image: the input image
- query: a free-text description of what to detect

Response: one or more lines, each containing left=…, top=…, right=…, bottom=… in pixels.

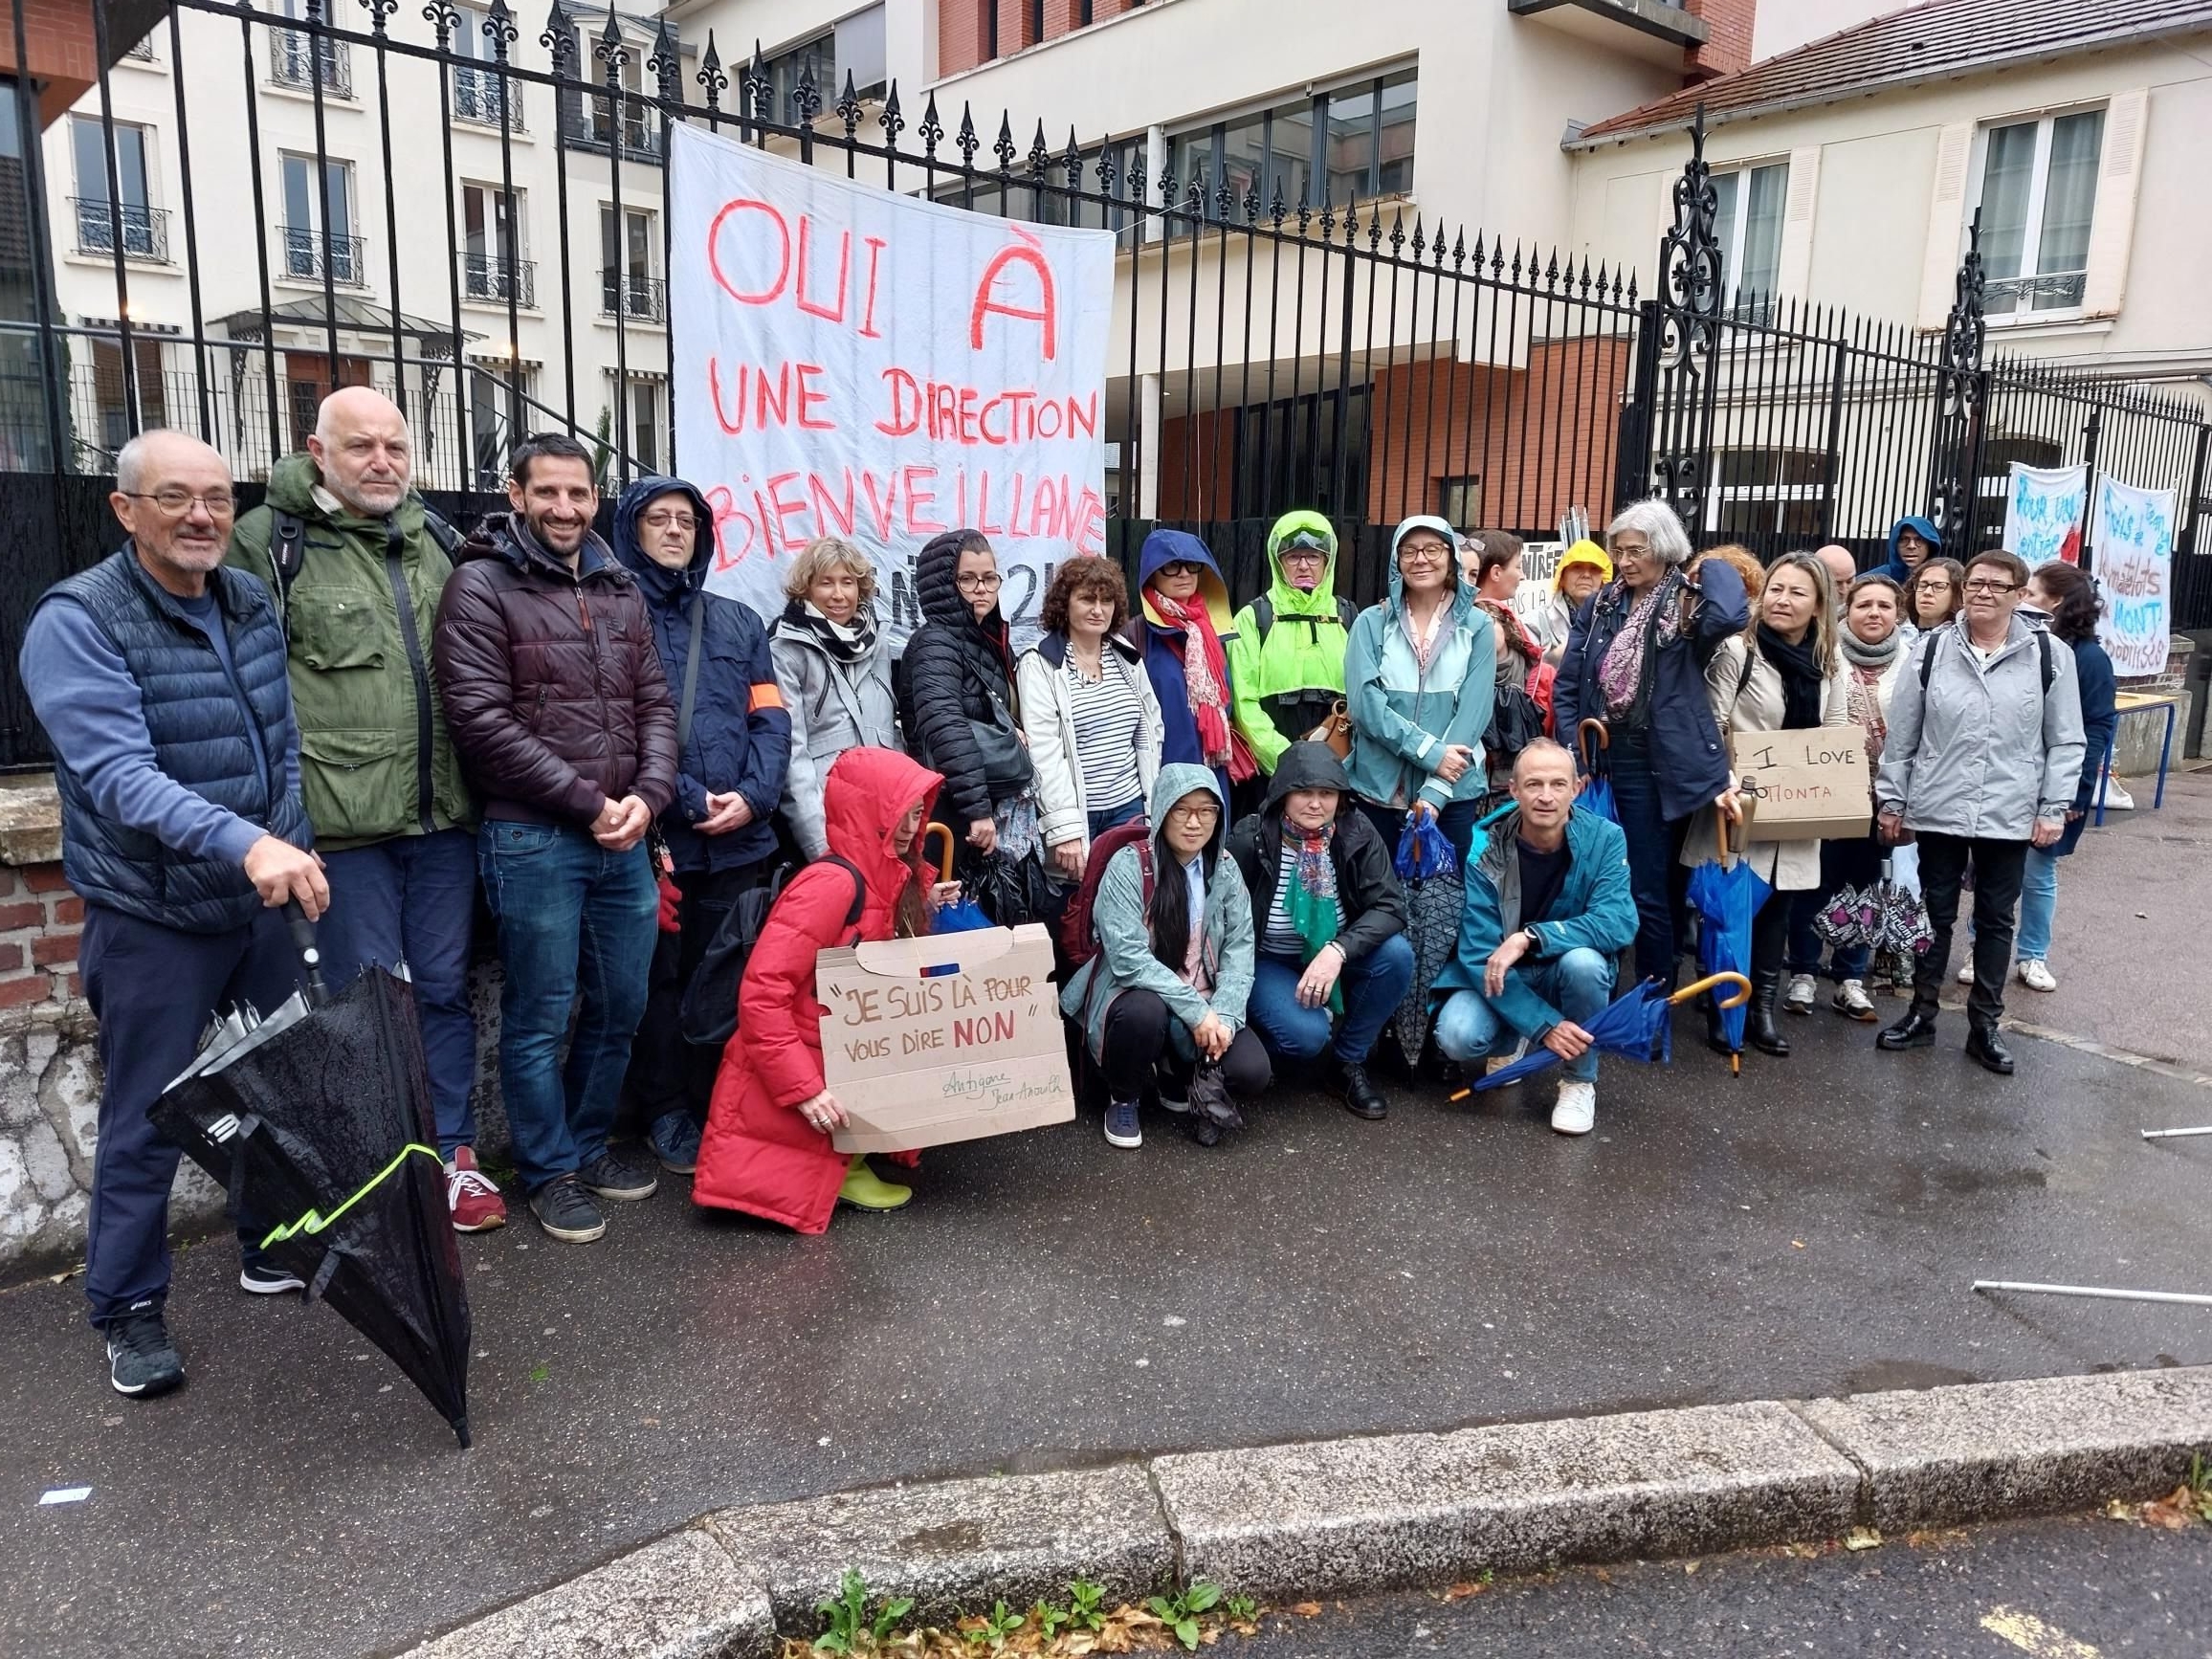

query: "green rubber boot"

left=837, top=1153, right=913, bottom=1212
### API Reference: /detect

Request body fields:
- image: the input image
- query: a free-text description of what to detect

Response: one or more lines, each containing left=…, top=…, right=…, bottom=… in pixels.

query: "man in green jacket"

left=229, top=388, right=499, bottom=1235
left=1228, top=510, right=1357, bottom=785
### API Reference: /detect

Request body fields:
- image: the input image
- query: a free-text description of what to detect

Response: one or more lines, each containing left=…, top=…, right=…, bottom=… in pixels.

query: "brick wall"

left=0, top=864, right=82, bottom=1012
left=1683, top=0, right=1756, bottom=81
left=0, top=0, right=99, bottom=122
left=936, top=0, right=1135, bottom=77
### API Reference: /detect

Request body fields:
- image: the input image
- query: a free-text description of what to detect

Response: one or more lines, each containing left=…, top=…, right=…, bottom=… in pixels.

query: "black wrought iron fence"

left=1, top=0, right=2207, bottom=771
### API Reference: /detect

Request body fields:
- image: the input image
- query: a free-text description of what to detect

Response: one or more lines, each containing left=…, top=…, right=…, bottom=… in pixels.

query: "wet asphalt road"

left=5, top=1002, right=2210, bottom=1659
left=1230, top=1513, right=2212, bottom=1657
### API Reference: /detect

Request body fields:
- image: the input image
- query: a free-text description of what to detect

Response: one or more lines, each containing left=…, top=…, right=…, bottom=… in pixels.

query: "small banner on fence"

left=668, top=124, right=1117, bottom=649
left=2091, top=476, right=2177, bottom=677
left=2002, top=463, right=2088, bottom=567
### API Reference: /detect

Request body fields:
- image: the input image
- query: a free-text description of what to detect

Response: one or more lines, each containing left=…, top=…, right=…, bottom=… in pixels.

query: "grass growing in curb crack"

left=788, top=1572, right=1262, bottom=1655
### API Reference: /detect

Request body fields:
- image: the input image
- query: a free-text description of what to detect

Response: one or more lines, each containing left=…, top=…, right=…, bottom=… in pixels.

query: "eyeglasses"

left=641, top=511, right=697, bottom=532
left=1962, top=578, right=2020, bottom=594
left=1913, top=577, right=1952, bottom=590
left=1166, top=803, right=1221, bottom=824
left=1156, top=562, right=1203, bottom=579
left=1279, top=546, right=1327, bottom=563
left=124, top=488, right=236, bottom=519
left=955, top=572, right=1004, bottom=592
left=1399, top=545, right=1449, bottom=565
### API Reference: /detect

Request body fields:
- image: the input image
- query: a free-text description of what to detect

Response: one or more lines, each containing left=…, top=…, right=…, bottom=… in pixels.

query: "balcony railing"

left=600, top=272, right=666, bottom=322
left=463, top=253, right=536, bottom=308
left=1987, top=272, right=2088, bottom=313
left=561, top=107, right=660, bottom=163
left=73, top=198, right=171, bottom=263
left=278, top=225, right=367, bottom=287
left=122, top=33, right=157, bottom=60
left=267, top=27, right=353, bottom=98
left=452, top=66, right=524, bottom=130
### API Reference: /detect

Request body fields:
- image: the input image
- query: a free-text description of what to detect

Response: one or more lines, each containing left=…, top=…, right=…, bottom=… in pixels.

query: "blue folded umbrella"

left=1467, top=972, right=1750, bottom=1092
left=1394, top=806, right=1457, bottom=881
left=1686, top=848, right=1770, bottom=1073
left=1575, top=719, right=1620, bottom=825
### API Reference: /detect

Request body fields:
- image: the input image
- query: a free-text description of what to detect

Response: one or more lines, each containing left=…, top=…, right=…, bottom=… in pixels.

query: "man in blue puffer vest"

left=20, top=430, right=326, bottom=1401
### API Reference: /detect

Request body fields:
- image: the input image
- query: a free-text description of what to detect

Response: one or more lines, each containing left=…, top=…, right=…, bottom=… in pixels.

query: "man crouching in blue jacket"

left=610, top=477, right=792, bottom=1175
left=1432, top=737, right=1637, bottom=1137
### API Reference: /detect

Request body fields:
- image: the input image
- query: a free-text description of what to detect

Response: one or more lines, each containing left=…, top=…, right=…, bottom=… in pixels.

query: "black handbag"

left=965, top=846, right=1059, bottom=929
left=969, top=692, right=1036, bottom=798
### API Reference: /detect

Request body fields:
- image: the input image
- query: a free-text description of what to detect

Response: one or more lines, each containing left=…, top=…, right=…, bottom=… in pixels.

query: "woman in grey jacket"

left=1874, top=549, right=2085, bottom=1074
left=770, top=537, right=902, bottom=861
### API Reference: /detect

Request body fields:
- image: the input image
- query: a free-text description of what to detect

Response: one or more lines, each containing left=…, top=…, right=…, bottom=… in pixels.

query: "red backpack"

left=1058, top=819, right=1156, bottom=970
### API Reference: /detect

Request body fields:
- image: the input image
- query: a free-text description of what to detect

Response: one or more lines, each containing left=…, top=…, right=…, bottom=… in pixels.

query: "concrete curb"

left=394, top=1367, right=2212, bottom=1659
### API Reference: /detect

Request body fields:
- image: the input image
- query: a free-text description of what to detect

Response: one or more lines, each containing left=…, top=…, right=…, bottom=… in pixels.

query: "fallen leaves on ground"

left=1844, top=1527, right=1884, bottom=1552
left=1290, top=1602, right=1322, bottom=1618
left=1439, top=1582, right=1489, bottom=1602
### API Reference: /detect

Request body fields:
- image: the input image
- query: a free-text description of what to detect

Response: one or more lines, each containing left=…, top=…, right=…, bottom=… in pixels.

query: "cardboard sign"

left=1731, top=730, right=1872, bottom=842
left=818, top=923, right=1075, bottom=1154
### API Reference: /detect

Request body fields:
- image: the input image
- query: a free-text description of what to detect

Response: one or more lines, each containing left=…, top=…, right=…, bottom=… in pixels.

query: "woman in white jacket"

left=1680, top=552, right=1852, bottom=1061
left=1017, top=558, right=1164, bottom=885
left=770, top=537, right=903, bottom=861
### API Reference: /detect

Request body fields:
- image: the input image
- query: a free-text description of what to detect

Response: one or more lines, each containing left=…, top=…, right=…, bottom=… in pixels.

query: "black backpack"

left=678, top=856, right=865, bottom=1048
left=1915, top=628, right=2054, bottom=695
left=1250, top=591, right=1358, bottom=644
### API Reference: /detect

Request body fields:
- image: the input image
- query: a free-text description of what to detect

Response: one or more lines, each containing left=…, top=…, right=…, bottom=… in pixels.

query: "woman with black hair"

left=1059, top=763, right=1266, bottom=1150
left=2009, top=561, right=2117, bottom=992
left=898, top=529, right=1031, bottom=862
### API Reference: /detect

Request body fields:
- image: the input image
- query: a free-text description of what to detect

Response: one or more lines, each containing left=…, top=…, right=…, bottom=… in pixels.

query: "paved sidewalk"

left=3, top=783, right=2211, bottom=1659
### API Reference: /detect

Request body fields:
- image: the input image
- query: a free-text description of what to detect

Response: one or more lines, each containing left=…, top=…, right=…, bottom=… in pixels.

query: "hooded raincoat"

left=1127, top=529, right=1246, bottom=799
left=1059, top=763, right=1255, bottom=1064
left=1225, top=741, right=1405, bottom=962
left=1341, top=517, right=1498, bottom=812
left=899, top=532, right=1021, bottom=830
left=608, top=478, right=791, bottom=874
left=1228, top=510, right=1357, bottom=774
left=1871, top=516, right=1942, bottom=585
left=693, top=746, right=941, bottom=1234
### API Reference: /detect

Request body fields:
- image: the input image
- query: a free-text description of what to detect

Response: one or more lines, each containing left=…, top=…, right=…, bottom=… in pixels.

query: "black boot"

left=1704, top=993, right=1734, bottom=1057
left=1748, top=969, right=1791, bottom=1057
left=1966, top=1025, right=2015, bottom=1075
left=1337, top=1060, right=1388, bottom=1121
left=1878, top=1006, right=1940, bottom=1051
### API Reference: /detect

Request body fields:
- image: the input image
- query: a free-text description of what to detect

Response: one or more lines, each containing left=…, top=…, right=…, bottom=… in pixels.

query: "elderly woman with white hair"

left=1554, top=498, right=1749, bottom=984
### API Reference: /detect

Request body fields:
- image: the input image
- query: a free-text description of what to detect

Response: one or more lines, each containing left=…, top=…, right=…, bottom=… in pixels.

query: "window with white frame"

left=1711, top=162, right=1788, bottom=321
left=1972, top=108, right=2104, bottom=318
left=461, top=184, right=529, bottom=306
left=1708, top=448, right=1825, bottom=544
left=278, top=152, right=360, bottom=284
left=451, top=7, right=522, bottom=129
left=627, top=377, right=662, bottom=476
left=600, top=205, right=662, bottom=321
left=70, top=117, right=166, bottom=261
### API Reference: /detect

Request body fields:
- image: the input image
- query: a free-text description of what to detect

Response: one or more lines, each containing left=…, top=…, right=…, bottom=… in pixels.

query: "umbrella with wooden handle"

left=1449, top=970, right=1752, bottom=1099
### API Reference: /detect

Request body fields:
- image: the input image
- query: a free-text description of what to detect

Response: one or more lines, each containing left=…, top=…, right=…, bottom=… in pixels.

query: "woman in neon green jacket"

left=1228, top=510, right=1358, bottom=784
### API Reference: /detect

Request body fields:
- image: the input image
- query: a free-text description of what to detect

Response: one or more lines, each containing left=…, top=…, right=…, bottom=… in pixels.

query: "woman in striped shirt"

left=1018, top=558, right=1165, bottom=885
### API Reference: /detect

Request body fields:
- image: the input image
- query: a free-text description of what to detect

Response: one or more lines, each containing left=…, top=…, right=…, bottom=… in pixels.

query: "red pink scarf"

left=1149, top=588, right=1255, bottom=781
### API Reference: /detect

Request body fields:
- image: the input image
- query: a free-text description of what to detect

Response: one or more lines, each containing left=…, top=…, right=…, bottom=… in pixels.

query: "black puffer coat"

left=1225, top=741, right=1406, bottom=962
left=897, top=532, right=1020, bottom=826
left=431, top=512, right=677, bottom=825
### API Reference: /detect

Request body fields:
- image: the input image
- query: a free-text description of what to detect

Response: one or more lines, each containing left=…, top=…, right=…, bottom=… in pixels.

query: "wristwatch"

left=1520, top=926, right=1543, bottom=956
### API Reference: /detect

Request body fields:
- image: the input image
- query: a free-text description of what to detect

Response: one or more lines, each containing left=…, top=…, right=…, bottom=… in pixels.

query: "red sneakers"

left=446, top=1147, right=508, bottom=1233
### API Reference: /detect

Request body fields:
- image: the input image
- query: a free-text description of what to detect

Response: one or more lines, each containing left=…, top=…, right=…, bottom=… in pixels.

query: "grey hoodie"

left=1874, top=614, right=2085, bottom=841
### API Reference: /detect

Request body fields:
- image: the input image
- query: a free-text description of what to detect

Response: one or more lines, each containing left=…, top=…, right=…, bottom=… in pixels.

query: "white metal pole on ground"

left=2142, top=1126, right=2212, bottom=1139
left=1974, top=1280, right=2212, bottom=1308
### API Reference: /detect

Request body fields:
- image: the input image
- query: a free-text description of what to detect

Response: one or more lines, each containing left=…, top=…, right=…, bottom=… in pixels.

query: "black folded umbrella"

left=151, top=912, right=473, bottom=1447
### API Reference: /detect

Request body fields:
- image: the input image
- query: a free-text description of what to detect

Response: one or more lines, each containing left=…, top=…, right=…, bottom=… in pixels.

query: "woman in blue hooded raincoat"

left=1340, top=515, right=1497, bottom=872
left=1126, top=529, right=1256, bottom=807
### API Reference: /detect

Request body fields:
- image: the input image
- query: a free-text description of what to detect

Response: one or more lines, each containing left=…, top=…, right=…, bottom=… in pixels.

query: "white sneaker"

left=2018, top=959, right=2058, bottom=992
left=1784, top=973, right=1817, bottom=1014
left=1957, top=960, right=1975, bottom=985
left=1832, top=979, right=1877, bottom=1021
left=1551, top=1079, right=1596, bottom=1136
left=1483, top=1037, right=1531, bottom=1083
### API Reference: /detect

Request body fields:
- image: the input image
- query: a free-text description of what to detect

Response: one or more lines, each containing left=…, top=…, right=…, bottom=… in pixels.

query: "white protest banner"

left=2090, top=476, right=2176, bottom=678
left=2002, top=462, right=2087, bottom=567
left=668, top=124, right=1116, bottom=649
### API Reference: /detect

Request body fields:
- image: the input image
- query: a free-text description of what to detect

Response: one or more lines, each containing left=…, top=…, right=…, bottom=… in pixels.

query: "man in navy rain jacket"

left=609, top=477, right=792, bottom=1174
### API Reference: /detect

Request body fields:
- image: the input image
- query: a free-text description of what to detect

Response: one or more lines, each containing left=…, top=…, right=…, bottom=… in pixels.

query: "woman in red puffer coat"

left=694, top=746, right=943, bottom=1232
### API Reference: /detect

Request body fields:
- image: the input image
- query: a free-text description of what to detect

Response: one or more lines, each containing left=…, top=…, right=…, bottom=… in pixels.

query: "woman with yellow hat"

left=1531, top=540, right=1613, bottom=661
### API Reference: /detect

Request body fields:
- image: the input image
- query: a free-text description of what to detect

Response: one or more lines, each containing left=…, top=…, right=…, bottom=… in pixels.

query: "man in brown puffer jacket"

left=432, top=431, right=677, bottom=1246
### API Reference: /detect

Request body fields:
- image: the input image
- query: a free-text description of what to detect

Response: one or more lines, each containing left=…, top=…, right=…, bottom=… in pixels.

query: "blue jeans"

left=1604, top=736, right=1692, bottom=984
left=1246, top=933, right=1416, bottom=1067
left=316, top=829, right=478, bottom=1155
left=1088, top=798, right=1144, bottom=840
left=2014, top=847, right=2060, bottom=962
left=478, top=821, right=658, bottom=1192
left=1433, top=946, right=1615, bottom=1083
